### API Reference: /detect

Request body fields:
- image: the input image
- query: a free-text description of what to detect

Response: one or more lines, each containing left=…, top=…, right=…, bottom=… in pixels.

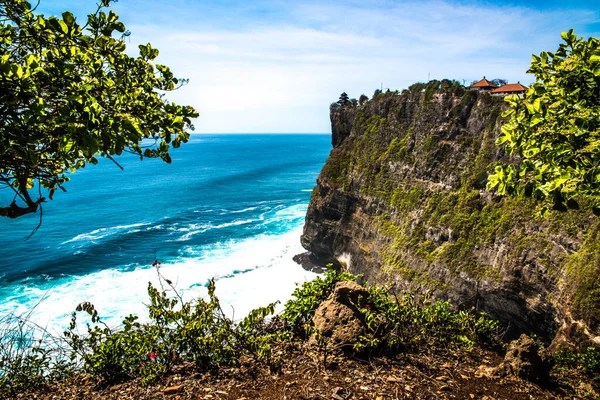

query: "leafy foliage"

left=488, top=30, right=600, bottom=214
left=354, top=287, right=500, bottom=355
left=554, top=345, right=600, bottom=382
left=0, top=268, right=503, bottom=395
left=64, top=274, right=279, bottom=384
left=0, top=0, right=198, bottom=218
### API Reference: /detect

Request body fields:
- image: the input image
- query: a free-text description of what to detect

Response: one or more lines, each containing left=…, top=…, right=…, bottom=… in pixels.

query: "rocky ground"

left=16, top=342, right=598, bottom=400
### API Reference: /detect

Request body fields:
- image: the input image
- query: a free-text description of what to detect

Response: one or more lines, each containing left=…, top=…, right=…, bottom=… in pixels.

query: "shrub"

left=354, top=286, right=500, bottom=355
left=554, top=345, right=600, bottom=382
left=0, top=312, right=74, bottom=396
left=281, top=270, right=500, bottom=355
left=65, top=274, right=279, bottom=384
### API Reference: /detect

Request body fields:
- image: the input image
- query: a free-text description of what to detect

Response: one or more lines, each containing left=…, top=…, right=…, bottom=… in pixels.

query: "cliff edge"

left=301, top=82, right=600, bottom=345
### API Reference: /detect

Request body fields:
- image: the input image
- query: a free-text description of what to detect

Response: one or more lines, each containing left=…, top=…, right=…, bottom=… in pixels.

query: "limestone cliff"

left=301, top=82, right=600, bottom=345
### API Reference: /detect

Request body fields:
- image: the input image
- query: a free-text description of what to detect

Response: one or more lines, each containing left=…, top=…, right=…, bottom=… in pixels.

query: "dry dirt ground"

left=15, top=343, right=598, bottom=400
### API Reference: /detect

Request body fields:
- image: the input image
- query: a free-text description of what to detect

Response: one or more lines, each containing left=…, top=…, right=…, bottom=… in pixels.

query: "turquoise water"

left=0, top=134, right=331, bottom=331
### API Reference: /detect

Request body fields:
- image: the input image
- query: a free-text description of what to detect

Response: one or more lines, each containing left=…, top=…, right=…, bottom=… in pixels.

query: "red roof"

left=490, top=83, right=528, bottom=93
left=470, top=77, right=498, bottom=88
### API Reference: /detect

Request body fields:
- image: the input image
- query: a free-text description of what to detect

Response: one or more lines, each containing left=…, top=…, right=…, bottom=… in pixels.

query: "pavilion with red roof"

left=468, top=77, right=498, bottom=91
left=490, top=82, right=528, bottom=97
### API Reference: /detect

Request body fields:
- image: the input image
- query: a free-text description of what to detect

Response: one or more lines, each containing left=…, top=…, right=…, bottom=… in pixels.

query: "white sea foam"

left=229, top=206, right=258, bottom=214
left=62, top=223, right=151, bottom=244
left=255, top=204, right=307, bottom=227
left=0, top=226, right=318, bottom=335
left=175, top=219, right=256, bottom=241
left=275, top=203, right=306, bottom=218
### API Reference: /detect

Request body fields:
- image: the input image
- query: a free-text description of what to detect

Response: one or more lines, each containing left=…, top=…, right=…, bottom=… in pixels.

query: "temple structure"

left=468, top=77, right=498, bottom=91
left=490, top=82, right=528, bottom=97
left=469, top=77, right=528, bottom=98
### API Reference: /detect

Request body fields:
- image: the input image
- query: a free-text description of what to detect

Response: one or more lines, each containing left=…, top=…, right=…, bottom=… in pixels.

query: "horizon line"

left=189, top=132, right=330, bottom=135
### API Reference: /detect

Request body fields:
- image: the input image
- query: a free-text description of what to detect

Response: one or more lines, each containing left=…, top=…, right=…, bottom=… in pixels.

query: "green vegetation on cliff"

left=314, top=77, right=600, bottom=339
left=566, top=223, right=600, bottom=330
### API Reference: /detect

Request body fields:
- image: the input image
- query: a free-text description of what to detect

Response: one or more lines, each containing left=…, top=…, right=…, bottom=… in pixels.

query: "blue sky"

left=37, top=0, right=600, bottom=133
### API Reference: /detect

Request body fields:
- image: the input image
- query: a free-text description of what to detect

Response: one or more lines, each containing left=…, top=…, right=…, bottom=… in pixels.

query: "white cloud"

left=112, top=0, right=598, bottom=133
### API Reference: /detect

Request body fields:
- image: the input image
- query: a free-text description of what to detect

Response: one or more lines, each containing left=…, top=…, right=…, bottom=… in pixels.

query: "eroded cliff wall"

left=301, top=83, right=600, bottom=344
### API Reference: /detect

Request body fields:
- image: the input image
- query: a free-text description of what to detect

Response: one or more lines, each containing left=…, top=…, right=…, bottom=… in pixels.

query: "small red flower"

left=365, top=304, right=371, bottom=310
left=148, top=352, right=157, bottom=360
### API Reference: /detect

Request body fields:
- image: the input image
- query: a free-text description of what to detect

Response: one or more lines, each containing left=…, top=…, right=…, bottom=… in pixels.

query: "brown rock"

left=312, top=281, right=369, bottom=351
left=475, top=334, right=551, bottom=384
left=501, top=334, right=551, bottom=383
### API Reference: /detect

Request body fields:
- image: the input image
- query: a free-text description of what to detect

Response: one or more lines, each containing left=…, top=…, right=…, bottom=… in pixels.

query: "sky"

left=36, top=0, right=600, bottom=133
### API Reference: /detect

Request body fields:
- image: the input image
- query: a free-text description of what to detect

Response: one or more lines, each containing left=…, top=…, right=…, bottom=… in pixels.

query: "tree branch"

left=0, top=199, right=43, bottom=218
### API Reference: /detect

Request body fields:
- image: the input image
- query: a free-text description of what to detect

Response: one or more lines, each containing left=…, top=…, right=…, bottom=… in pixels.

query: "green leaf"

left=63, top=139, right=75, bottom=152
left=113, top=22, right=125, bottom=33
left=496, top=135, right=510, bottom=145
left=62, top=11, right=76, bottom=27
left=57, top=20, right=69, bottom=34
left=533, top=98, right=542, bottom=113
left=524, top=147, right=541, bottom=157
left=530, top=115, right=543, bottom=127
left=525, top=101, right=535, bottom=114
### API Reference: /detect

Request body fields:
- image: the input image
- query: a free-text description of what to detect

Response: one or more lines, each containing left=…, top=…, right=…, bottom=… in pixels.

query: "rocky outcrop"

left=312, top=281, right=369, bottom=351
left=301, top=82, right=600, bottom=345
left=330, top=104, right=355, bottom=148
left=476, top=334, right=552, bottom=384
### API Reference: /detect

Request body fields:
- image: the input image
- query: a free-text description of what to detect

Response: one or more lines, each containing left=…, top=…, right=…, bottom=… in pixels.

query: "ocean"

left=0, top=134, right=331, bottom=333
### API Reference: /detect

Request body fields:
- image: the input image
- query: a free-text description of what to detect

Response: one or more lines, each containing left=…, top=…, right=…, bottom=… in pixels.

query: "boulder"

left=501, top=334, right=552, bottom=383
left=476, top=334, right=551, bottom=384
left=312, top=281, right=369, bottom=351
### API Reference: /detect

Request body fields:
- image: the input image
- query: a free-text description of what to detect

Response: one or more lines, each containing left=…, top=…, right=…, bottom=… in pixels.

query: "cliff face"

left=301, top=83, right=600, bottom=344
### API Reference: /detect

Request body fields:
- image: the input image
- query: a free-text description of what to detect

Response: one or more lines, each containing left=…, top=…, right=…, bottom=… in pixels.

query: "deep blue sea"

left=0, top=134, right=331, bottom=332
